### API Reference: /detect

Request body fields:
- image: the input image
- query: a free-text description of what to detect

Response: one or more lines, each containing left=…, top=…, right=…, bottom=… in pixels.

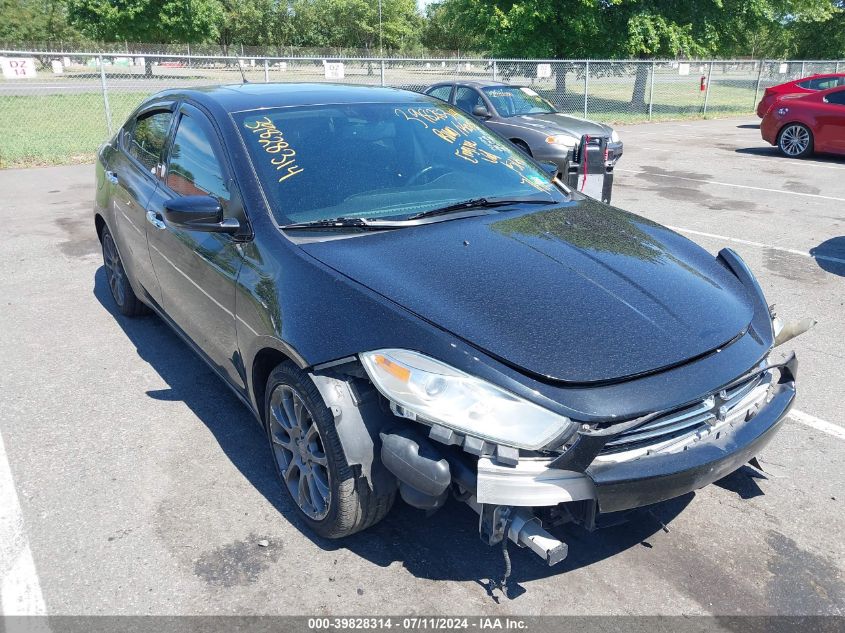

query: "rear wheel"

left=777, top=124, right=813, bottom=158
left=101, top=226, right=150, bottom=317
left=265, top=363, right=394, bottom=538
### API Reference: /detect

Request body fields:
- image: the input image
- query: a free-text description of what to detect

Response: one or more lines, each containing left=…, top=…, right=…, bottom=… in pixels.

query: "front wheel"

left=265, top=363, right=394, bottom=538
left=777, top=123, right=813, bottom=158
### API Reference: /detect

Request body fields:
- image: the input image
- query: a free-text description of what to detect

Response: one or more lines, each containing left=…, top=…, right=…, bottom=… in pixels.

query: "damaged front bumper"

left=477, top=355, right=795, bottom=514
left=379, top=354, right=796, bottom=569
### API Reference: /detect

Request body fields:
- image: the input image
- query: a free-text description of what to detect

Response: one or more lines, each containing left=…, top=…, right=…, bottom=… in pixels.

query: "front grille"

left=597, top=371, right=771, bottom=460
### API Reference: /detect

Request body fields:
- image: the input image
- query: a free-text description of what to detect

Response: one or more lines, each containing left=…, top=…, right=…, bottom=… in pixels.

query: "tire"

left=510, top=139, right=532, bottom=157
left=265, top=362, right=395, bottom=538
left=777, top=123, right=813, bottom=158
left=101, top=226, right=151, bottom=317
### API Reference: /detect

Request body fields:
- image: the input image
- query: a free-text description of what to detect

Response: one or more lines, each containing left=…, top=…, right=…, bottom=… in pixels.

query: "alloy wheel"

left=779, top=125, right=810, bottom=156
left=268, top=384, right=331, bottom=520
left=103, top=232, right=126, bottom=307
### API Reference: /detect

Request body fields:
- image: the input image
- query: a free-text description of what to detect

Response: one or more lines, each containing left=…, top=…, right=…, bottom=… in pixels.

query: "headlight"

left=360, top=349, right=577, bottom=450
left=545, top=134, right=577, bottom=147
left=610, top=130, right=620, bottom=143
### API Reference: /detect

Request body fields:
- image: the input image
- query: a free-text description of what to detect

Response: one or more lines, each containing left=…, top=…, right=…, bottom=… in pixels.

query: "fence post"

left=703, top=60, right=714, bottom=116
left=583, top=60, right=589, bottom=118
left=492, top=59, right=497, bottom=81
left=836, top=60, right=840, bottom=73
left=380, top=59, right=385, bottom=86
left=800, top=60, right=805, bottom=76
left=98, top=54, right=113, bottom=136
left=753, top=60, right=764, bottom=110
left=647, top=61, right=656, bottom=121
left=264, top=58, right=269, bottom=83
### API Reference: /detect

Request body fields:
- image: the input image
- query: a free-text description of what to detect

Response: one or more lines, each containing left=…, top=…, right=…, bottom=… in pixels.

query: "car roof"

left=147, top=83, right=435, bottom=114
left=430, top=80, right=511, bottom=89
left=788, top=72, right=845, bottom=83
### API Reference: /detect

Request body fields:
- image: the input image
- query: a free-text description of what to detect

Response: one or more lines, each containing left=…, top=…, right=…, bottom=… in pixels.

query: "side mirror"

left=472, top=105, right=491, bottom=118
left=539, top=161, right=559, bottom=178
left=163, top=195, right=239, bottom=234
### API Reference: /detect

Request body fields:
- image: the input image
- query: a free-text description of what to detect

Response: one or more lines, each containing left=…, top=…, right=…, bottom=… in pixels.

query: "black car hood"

left=301, top=200, right=755, bottom=384
left=507, top=113, right=609, bottom=137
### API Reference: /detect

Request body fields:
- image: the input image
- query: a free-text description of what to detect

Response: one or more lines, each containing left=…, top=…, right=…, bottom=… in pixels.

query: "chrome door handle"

left=105, top=170, right=119, bottom=185
left=146, top=210, right=166, bottom=230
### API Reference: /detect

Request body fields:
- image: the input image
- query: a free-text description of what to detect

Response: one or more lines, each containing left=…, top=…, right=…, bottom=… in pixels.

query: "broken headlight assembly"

left=360, top=349, right=577, bottom=451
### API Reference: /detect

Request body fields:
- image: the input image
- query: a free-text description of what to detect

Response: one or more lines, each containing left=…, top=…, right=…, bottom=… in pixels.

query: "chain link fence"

left=1, top=50, right=842, bottom=168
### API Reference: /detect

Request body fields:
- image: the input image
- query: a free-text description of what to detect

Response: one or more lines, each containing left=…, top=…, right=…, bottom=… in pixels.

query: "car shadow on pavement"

left=736, top=124, right=761, bottom=129
left=735, top=146, right=845, bottom=167
left=810, top=237, right=845, bottom=277
left=94, top=266, right=694, bottom=591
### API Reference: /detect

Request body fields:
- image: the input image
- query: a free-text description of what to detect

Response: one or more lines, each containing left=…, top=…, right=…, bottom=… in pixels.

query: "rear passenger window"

left=127, top=111, right=172, bottom=174
left=427, top=85, right=452, bottom=101
left=166, top=113, right=229, bottom=200
left=825, top=90, right=845, bottom=106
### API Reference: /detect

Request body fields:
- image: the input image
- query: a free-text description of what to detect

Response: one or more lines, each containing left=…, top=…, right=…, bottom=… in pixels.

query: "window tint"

left=234, top=102, right=561, bottom=225
left=454, top=87, right=484, bottom=114
left=825, top=90, right=845, bottom=106
left=128, top=111, right=172, bottom=173
left=482, top=86, right=556, bottom=117
left=166, top=113, right=229, bottom=200
left=797, top=77, right=845, bottom=90
left=427, top=85, right=452, bottom=101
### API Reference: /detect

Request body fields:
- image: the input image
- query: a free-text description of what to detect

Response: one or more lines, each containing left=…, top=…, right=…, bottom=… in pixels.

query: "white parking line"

left=666, top=226, right=845, bottom=266
left=617, top=167, right=845, bottom=202
left=789, top=410, right=845, bottom=441
left=0, top=430, right=47, bottom=616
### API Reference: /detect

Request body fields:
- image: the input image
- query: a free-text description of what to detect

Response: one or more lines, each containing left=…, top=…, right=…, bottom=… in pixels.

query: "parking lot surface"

left=0, top=117, right=843, bottom=616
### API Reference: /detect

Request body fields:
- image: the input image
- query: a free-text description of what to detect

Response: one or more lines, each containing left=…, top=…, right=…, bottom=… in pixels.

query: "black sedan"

left=95, top=84, right=796, bottom=573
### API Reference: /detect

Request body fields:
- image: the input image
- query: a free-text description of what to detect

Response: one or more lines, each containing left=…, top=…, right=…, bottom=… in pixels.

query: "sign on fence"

left=324, top=62, right=344, bottom=79
left=1, top=57, right=36, bottom=79
left=51, top=60, right=63, bottom=74
left=536, top=63, right=552, bottom=78
left=678, top=63, right=690, bottom=76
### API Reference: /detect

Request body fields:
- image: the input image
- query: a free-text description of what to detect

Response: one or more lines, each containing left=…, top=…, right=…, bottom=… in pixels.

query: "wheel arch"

left=777, top=120, right=814, bottom=140
left=509, top=138, right=532, bottom=155
left=251, top=345, right=305, bottom=426
left=94, top=213, right=107, bottom=243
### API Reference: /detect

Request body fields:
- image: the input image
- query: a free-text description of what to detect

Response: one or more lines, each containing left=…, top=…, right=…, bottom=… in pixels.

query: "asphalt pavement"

left=0, top=117, right=843, bottom=617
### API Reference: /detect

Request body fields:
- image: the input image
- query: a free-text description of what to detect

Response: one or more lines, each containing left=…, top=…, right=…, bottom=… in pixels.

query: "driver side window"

left=454, top=87, right=484, bottom=115
left=166, top=112, right=230, bottom=201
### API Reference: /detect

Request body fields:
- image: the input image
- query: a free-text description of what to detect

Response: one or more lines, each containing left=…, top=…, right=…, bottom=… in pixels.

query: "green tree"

left=789, top=0, right=845, bottom=57
left=0, top=0, right=81, bottom=44
left=424, top=0, right=839, bottom=105
left=67, top=0, right=224, bottom=68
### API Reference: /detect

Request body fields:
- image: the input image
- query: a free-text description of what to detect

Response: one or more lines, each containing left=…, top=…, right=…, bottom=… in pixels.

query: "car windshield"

left=482, top=86, right=557, bottom=117
left=233, top=101, right=563, bottom=225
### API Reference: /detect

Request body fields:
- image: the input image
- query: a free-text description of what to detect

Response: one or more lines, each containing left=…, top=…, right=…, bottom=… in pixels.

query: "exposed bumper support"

left=466, top=497, right=569, bottom=566
left=476, top=457, right=595, bottom=506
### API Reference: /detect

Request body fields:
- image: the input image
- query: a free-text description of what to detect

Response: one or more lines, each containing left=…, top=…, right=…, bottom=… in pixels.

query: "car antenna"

left=237, top=59, right=249, bottom=84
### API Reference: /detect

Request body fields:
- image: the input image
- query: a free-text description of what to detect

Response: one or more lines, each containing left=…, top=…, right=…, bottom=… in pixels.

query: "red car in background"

left=756, top=73, right=845, bottom=118
left=761, top=86, right=845, bottom=157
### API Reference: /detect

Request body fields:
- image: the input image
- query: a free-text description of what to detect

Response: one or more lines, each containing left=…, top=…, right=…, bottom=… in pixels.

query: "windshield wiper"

left=281, top=217, right=400, bottom=231
left=407, top=197, right=556, bottom=220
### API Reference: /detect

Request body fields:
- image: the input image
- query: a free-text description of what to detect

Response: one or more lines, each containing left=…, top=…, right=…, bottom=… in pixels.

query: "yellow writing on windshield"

left=244, top=116, right=303, bottom=183
left=394, top=106, right=553, bottom=193
left=394, top=107, right=449, bottom=128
